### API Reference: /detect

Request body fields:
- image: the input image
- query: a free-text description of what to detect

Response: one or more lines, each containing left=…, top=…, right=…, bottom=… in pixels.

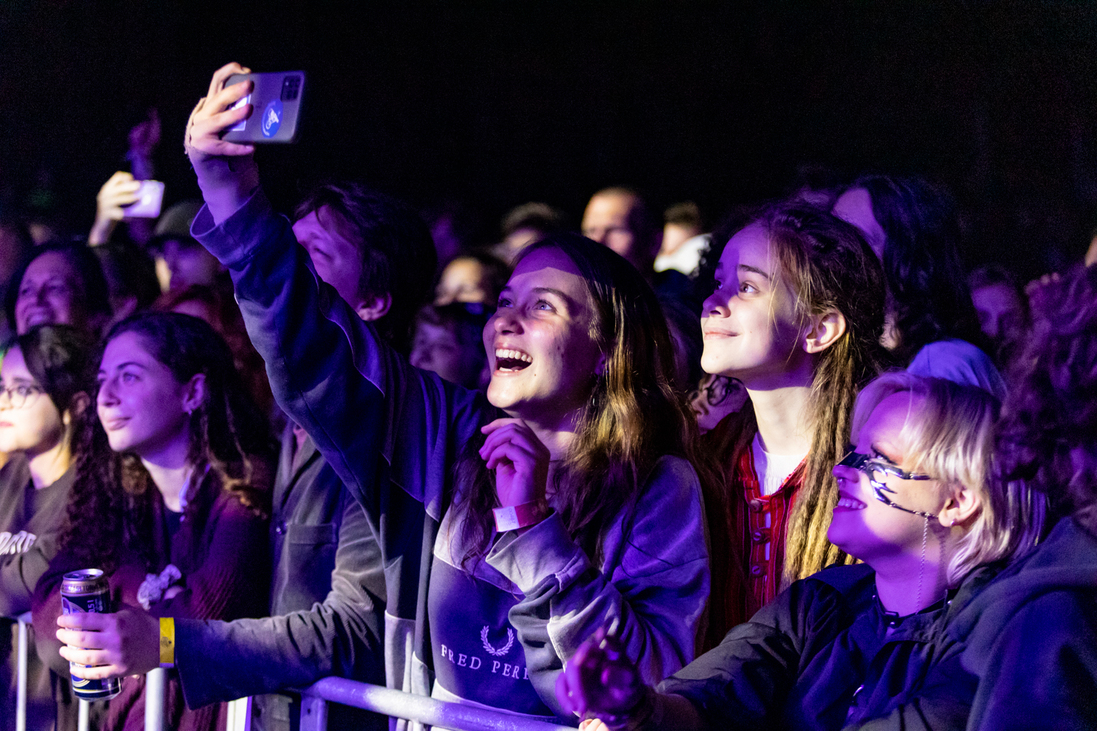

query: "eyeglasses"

left=700, top=376, right=739, bottom=407
left=837, top=449, right=937, bottom=518
left=0, top=383, right=46, bottom=410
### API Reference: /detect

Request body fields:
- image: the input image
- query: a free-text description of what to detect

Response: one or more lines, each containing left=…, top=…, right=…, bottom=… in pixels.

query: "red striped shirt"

left=734, top=446, right=806, bottom=617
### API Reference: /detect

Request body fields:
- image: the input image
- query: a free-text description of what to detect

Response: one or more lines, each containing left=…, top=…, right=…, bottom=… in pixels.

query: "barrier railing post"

left=225, top=695, right=252, bottom=731
left=78, top=700, right=90, bottom=731
left=16, top=612, right=31, bottom=731
left=144, top=667, right=167, bottom=731
left=299, top=694, right=328, bottom=731
left=296, top=678, right=574, bottom=731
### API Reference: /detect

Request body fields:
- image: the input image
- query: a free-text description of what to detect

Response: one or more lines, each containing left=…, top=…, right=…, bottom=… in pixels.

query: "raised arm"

left=184, top=63, right=490, bottom=521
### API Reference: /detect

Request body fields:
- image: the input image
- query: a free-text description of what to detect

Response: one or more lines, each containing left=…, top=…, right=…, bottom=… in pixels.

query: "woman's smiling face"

left=700, top=224, right=809, bottom=388
left=482, top=246, right=603, bottom=428
left=96, top=331, right=195, bottom=459
left=15, top=252, right=86, bottom=335
left=828, top=392, right=943, bottom=566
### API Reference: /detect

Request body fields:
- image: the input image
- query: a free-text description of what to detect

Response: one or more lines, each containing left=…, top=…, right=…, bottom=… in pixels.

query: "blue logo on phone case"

left=262, top=100, right=283, bottom=138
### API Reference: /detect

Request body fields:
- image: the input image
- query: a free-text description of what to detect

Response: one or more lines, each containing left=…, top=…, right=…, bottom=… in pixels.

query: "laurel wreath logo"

left=480, top=625, right=515, bottom=657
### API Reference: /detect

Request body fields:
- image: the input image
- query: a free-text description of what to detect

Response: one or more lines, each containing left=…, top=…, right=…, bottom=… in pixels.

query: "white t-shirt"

left=751, top=434, right=807, bottom=497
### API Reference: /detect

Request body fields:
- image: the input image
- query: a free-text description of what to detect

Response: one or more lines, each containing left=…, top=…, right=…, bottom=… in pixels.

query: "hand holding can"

left=60, top=569, right=123, bottom=701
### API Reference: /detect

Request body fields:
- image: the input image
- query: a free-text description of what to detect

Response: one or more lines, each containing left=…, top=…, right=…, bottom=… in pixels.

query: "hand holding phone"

left=121, top=180, right=165, bottom=219
left=184, top=63, right=262, bottom=224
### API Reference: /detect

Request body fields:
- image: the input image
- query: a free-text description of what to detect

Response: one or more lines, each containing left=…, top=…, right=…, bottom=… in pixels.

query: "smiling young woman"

left=0, top=325, right=94, bottom=728
left=556, top=373, right=1045, bottom=731
left=175, top=220, right=711, bottom=723
left=5, top=242, right=113, bottom=339
left=33, top=312, right=276, bottom=731
left=698, top=205, right=888, bottom=640
left=51, top=62, right=717, bottom=727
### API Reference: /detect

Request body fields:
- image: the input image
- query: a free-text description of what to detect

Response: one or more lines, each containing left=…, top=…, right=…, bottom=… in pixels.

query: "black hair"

left=295, top=182, right=437, bottom=354
left=849, top=174, right=984, bottom=364
left=415, top=302, right=493, bottom=350
left=14, top=324, right=95, bottom=417
left=501, top=202, right=566, bottom=239
left=93, top=241, right=161, bottom=314
left=437, top=251, right=512, bottom=305
left=5, top=241, right=112, bottom=336
left=61, top=312, right=276, bottom=570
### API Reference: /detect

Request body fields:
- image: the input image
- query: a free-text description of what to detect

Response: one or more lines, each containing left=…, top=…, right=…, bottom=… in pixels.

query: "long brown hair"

left=60, top=312, right=276, bottom=571
left=454, top=233, right=719, bottom=570
left=707, top=204, right=887, bottom=585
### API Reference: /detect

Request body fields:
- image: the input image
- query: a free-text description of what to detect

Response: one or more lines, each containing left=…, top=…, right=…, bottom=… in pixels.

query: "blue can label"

left=61, top=570, right=122, bottom=700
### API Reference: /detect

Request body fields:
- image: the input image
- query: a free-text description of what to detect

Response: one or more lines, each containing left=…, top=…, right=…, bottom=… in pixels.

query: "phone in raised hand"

left=121, top=180, right=165, bottom=218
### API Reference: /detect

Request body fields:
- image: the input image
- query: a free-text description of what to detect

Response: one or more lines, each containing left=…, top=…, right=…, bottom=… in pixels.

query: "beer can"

left=60, top=569, right=122, bottom=701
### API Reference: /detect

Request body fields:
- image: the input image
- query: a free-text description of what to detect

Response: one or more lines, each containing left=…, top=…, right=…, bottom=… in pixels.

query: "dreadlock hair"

left=704, top=204, right=887, bottom=592
left=60, top=312, right=275, bottom=572
left=452, top=233, right=719, bottom=573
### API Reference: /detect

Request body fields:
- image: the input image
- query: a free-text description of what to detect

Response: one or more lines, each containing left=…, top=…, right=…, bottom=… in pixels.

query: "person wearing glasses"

left=689, top=374, right=747, bottom=435
left=0, top=325, right=94, bottom=729
left=556, top=373, right=1046, bottom=730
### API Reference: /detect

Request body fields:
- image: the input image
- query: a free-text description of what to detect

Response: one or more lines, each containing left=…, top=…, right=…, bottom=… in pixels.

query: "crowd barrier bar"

left=13, top=642, right=572, bottom=731
left=16, top=612, right=30, bottom=731
left=291, top=678, right=576, bottom=731
left=78, top=699, right=89, bottom=731
left=145, top=667, right=166, bottom=731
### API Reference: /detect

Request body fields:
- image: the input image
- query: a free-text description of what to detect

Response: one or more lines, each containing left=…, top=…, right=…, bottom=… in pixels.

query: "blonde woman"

left=558, top=373, right=1044, bottom=730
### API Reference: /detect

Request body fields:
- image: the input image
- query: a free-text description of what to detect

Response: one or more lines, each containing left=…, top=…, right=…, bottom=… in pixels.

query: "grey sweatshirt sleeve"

left=174, top=493, right=386, bottom=708
left=487, top=456, right=710, bottom=717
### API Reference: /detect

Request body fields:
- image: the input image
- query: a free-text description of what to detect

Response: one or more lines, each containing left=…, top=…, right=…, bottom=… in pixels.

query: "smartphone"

left=222, top=71, right=306, bottom=144
left=121, top=180, right=165, bottom=219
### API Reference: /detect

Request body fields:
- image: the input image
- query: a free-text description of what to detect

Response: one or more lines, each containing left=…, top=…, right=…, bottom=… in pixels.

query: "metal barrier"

left=292, top=678, right=575, bottom=731
left=223, top=679, right=576, bottom=731
left=15, top=612, right=31, bottom=731
left=13, top=634, right=573, bottom=731
left=145, top=667, right=166, bottom=731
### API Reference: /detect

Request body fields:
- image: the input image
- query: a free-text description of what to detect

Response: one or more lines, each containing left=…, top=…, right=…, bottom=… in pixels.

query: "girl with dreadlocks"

left=698, top=204, right=887, bottom=639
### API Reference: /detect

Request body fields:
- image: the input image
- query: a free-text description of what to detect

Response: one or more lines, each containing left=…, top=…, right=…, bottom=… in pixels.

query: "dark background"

left=4, top=0, right=1097, bottom=274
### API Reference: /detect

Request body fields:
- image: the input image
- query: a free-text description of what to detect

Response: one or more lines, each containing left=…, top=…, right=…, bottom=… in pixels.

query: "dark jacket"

left=0, top=456, right=73, bottom=616
left=190, top=190, right=710, bottom=727
left=658, top=563, right=998, bottom=731
left=949, top=517, right=1097, bottom=731
left=0, top=456, right=73, bottom=731
left=33, top=472, right=270, bottom=731
left=173, top=426, right=387, bottom=731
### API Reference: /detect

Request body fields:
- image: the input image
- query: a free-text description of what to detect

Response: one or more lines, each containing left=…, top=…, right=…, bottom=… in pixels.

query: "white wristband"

left=493, top=501, right=546, bottom=531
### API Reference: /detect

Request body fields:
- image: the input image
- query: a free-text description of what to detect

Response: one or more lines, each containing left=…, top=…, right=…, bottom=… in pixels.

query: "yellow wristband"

left=159, top=617, right=175, bottom=668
